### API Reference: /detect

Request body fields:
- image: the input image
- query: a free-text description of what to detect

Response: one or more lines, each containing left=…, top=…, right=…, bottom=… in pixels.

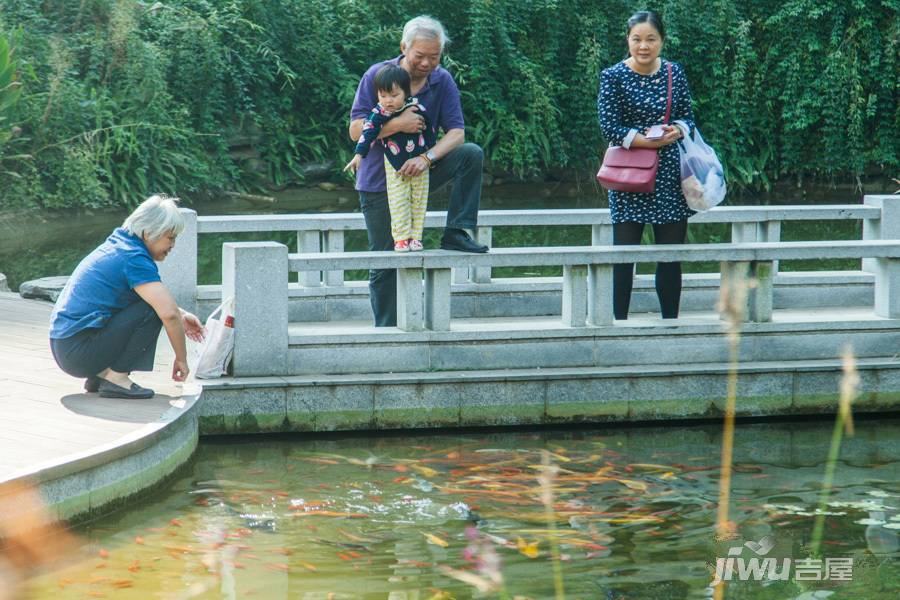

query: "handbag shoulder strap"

left=663, top=61, right=673, bottom=124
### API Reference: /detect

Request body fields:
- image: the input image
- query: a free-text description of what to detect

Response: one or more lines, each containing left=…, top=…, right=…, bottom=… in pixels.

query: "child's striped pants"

left=385, top=157, right=429, bottom=242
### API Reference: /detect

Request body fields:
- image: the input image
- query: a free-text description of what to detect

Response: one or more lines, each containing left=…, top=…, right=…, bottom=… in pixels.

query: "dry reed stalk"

left=810, top=345, right=858, bottom=556
left=538, top=450, right=565, bottom=599
left=712, top=262, right=751, bottom=600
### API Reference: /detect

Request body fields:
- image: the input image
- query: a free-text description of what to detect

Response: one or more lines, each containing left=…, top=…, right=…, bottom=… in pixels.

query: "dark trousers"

left=359, top=142, right=483, bottom=327
left=613, top=220, right=688, bottom=320
left=50, top=300, right=162, bottom=378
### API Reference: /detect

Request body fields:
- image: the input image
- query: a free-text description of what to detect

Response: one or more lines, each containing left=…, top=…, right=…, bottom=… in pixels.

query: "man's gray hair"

left=122, top=194, right=185, bottom=241
left=402, top=16, right=450, bottom=52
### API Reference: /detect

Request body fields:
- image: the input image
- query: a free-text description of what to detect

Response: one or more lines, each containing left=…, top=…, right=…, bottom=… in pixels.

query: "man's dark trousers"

left=358, top=142, right=483, bottom=327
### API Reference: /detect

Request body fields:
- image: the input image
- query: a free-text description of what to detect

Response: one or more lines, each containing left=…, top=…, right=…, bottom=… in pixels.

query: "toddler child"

left=344, top=64, right=436, bottom=252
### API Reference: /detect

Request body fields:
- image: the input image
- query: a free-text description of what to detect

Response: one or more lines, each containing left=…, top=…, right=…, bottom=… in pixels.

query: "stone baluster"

left=562, top=265, right=588, bottom=327
left=863, top=195, right=900, bottom=274
left=296, top=230, right=321, bottom=286
left=719, top=260, right=753, bottom=324
left=425, top=268, right=452, bottom=331
left=587, top=225, right=614, bottom=326
left=158, top=208, right=198, bottom=313
left=731, top=222, right=757, bottom=243
left=472, top=226, right=493, bottom=283
left=587, top=264, right=614, bottom=326
left=757, top=220, right=781, bottom=274
left=396, top=268, right=425, bottom=331
left=592, top=224, right=614, bottom=246
left=748, top=261, right=774, bottom=322
left=223, top=242, right=288, bottom=376
left=874, top=259, right=900, bottom=318
left=323, top=230, right=345, bottom=286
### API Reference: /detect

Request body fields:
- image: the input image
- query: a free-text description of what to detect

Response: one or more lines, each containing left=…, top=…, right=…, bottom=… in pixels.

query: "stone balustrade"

left=159, top=196, right=900, bottom=312
left=223, top=238, right=900, bottom=376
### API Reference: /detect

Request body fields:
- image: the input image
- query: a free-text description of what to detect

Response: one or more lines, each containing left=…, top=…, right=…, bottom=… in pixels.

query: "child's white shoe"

left=409, top=239, right=424, bottom=252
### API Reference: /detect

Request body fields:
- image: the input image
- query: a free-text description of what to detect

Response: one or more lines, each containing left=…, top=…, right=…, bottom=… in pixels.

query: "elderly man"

left=350, top=15, right=487, bottom=327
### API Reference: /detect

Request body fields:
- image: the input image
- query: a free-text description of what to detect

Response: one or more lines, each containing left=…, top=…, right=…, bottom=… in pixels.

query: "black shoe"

left=98, top=380, right=155, bottom=399
left=84, top=376, right=101, bottom=393
left=440, top=228, right=489, bottom=253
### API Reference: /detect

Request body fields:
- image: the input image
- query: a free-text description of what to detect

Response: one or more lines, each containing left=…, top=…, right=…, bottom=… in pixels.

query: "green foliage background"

left=0, top=0, right=896, bottom=210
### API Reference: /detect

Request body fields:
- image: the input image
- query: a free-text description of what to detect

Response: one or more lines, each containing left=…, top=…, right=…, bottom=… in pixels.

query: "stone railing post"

left=592, top=224, right=613, bottom=246
left=473, top=226, right=493, bottom=283
left=719, top=260, right=752, bottom=323
left=323, top=230, right=345, bottom=286
left=297, top=230, right=322, bottom=287
left=562, top=265, right=587, bottom=327
left=223, top=242, right=288, bottom=376
left=425, top=268, right=452, bottom=331
left=863, top=196, right=900, bottom=273
left=757, top=221, right=781, bottom=274
left=748, top=260, right=774, bottom=322
left=587, top=264, right=614, bottom=326
left=158, top=208, right=197, bottom=313
left=874, top=257, right=900, bottom=318
left=731, top=222, right=757, bottom=243
left=397, top=268, right=425, bottom=331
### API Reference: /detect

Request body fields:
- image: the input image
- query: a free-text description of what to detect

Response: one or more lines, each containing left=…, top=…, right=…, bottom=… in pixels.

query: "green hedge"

left=0, top=0, right=896, bottom=209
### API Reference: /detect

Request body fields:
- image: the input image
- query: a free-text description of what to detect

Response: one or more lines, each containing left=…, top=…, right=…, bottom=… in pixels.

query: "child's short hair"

left=374, top=64, right=412, bottom=99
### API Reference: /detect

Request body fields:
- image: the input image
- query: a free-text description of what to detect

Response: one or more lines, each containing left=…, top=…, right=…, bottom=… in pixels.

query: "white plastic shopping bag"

left=678, top=126, right=726, bottom=212
left=194, top=297, right=235, bottom=379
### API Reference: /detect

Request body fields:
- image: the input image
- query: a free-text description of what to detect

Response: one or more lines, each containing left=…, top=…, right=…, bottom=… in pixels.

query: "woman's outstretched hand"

left=172, top=358, right=189, bottom=382
left=181, top=311, right=205, bottom=343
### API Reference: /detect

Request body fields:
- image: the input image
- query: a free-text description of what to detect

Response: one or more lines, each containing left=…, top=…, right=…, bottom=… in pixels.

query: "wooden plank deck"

left=0, top=293, right=185, bottom=480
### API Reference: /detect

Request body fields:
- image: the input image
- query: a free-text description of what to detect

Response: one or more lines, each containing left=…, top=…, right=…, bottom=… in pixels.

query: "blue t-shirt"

left=49, top=228, right=161, bottom=339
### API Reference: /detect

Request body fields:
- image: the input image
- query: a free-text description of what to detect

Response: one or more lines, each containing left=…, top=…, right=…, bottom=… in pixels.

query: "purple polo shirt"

left=351, top=55, right=465, bottom=193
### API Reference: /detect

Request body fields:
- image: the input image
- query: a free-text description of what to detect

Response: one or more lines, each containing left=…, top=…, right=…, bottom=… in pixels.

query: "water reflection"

left=20, top=419, right=900, bottom=598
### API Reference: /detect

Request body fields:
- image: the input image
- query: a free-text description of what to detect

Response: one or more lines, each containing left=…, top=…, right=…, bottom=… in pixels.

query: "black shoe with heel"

left=84, top=376, right=101, bottom=393
left=440, top=229, right=489, bottom=253
left=98, top=380, right=155, bottom=399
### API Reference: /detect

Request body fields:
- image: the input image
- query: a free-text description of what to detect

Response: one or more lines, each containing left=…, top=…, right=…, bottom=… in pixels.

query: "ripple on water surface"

left=22, top=420, right=900, bottom=599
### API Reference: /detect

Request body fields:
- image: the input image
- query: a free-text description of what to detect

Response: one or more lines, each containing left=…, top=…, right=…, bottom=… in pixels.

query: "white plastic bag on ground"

left=678, top=127, right=726, bottom=211
left=194, top=297, right=235, bottom=379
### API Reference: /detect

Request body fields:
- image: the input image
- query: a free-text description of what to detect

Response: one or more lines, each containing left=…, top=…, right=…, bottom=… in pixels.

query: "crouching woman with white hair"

left=49, top=194, right=204, bottom=399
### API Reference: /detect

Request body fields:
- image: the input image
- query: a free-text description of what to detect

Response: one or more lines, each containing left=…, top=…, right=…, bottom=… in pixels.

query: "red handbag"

left=596, top=62, right=673, bottom=194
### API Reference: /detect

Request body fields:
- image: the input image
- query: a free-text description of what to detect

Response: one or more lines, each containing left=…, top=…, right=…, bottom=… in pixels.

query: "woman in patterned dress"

left=597, top=11, right=696, bottom=320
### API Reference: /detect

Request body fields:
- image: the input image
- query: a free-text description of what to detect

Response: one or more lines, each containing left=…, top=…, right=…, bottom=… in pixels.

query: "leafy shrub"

left=0, top=0, right=895, bottom=210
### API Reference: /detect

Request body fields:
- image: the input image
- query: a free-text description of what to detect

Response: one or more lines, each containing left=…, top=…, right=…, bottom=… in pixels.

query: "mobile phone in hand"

left=645, top=125, right=666, bottom=140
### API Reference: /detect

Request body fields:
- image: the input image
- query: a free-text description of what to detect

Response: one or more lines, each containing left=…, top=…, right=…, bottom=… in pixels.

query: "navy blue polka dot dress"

left=597, top=59, right=696, bottom=224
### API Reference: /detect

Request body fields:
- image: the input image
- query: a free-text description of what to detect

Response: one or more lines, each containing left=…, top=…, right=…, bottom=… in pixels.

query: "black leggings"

left=50, top=300, right=162, bottom=378
left=613, top=220, right=688, bottom=320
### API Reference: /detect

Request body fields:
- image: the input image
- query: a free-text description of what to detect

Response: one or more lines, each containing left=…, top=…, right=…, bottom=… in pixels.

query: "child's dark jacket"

left=354, top=98, right=436, bottom=172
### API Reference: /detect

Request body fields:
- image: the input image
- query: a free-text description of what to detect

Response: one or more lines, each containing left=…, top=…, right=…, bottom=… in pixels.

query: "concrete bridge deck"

left=0, top=293, right=199, bottom=528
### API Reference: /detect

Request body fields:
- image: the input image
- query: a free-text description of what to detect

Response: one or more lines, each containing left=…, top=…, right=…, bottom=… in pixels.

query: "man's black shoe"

left=98, top=380, right=155, bottom=399
left=84, top=376, right=101, bottom=393
left=440, top=229, right=488, bottom=253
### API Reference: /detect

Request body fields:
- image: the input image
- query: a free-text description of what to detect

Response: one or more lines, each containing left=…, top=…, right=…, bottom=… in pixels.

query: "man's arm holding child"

left=349, top=107, right=424, bottom=143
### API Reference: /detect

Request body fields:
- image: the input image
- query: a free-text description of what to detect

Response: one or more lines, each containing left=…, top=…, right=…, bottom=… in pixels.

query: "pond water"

left=0, top=183, right=869, bottom=290
left=22, top=419, right=900, bottom=599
